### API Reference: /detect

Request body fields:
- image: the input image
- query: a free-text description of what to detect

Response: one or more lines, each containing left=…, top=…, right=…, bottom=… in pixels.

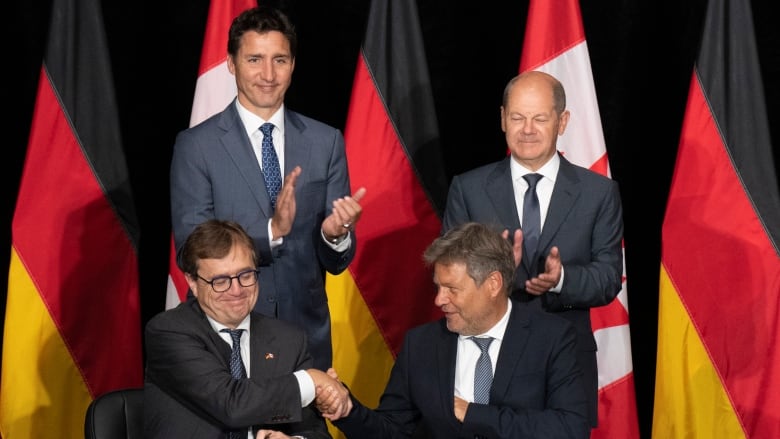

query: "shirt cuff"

left=321, top=229, right=351, bottom=251
left=550, top=265, right=564, bottom=293
left=267, top=219, right=283, bottom=248
left=294, top=370, right=315, bottom=407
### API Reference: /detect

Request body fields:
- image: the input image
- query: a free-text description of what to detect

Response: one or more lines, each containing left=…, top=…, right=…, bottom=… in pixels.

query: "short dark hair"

left=228, top=6, right=297, bottom=58
left=423, top=222, right=515, bottom=296
left=179, top=220, right=258, bottom=277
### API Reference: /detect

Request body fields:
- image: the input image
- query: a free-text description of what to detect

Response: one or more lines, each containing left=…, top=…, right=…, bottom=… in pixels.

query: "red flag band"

left=653, top=0, right=780, bottom=436
left=325, top=0, right=447, bottom=436
left=0, top=0, right=142, bottom=436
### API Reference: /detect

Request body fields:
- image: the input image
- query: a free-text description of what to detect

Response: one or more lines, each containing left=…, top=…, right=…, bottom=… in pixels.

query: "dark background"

left=3, top=1, right=779, bottom=437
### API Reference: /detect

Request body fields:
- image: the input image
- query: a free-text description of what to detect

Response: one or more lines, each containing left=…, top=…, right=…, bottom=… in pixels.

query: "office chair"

left=84, top=387, right=143, bottom=439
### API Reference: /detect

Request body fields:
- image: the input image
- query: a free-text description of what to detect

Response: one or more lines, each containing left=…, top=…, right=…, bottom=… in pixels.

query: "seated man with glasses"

left=144, top=219, right=350, bottom=438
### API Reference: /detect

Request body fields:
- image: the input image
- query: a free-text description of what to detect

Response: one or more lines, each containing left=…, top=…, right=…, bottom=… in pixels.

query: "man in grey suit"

left=144, top=219, right=351, bottom=438
left=170, top=6, right=365, bottom=372
left=441, top=71, right=624, bottom=427
left=321, top=222, right=589, bottom=438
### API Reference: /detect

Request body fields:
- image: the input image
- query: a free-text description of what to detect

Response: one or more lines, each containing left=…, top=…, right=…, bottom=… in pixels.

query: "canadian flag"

left=166, top=0, right=257, bottom=309
left=519, top=0, right=639, bottom=437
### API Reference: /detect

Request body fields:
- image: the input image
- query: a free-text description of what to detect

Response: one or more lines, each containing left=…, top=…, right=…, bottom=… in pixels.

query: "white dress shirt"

left=509, top=154, right=565, bottom=292
left=454, top=299, right=512, bottom=402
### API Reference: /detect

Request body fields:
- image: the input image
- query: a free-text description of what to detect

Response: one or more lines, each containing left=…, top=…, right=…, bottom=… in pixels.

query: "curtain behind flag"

left=0, top=0, right=142, bottom=436
left=519, top=0, right=639, bottom=437
left=325, top=0, right=448, bottom=436
left=166, top=0, right=257, bottom=309
left=652, top=0, right=780, bottom=436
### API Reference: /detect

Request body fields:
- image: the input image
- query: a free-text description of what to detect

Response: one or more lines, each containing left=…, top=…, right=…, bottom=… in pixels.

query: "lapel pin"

left=265, top=353, right=274, bottom=360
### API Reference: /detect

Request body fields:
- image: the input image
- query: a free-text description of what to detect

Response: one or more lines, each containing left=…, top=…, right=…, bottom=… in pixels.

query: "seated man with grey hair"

left=321, top=221, right=589, bottom=439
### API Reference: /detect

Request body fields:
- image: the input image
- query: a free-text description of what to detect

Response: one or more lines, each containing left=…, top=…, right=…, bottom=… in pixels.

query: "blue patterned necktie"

left=470, top=336, right=494, bottom=404
left=221, top=328, right=246, bottom=439
left=260, top=123, right=282, bottom=209
left=222, top=328, right=247, bottom=380
left=522, top=173, right=543, bottom=269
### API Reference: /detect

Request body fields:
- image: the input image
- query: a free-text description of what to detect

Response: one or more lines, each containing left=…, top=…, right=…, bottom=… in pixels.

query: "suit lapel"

left=486, top=158, right=521, bottom=231
left=190, top=300, right=233, bottom=367
left=283, top=110, right=313, bottom=185
left=486, top=158, right=535, bottom=275
left=539, top=156, right=581, bottom=253
left=216, top=102, right=275, bottom=217
left=436, top=322, right=458, bottom=412
left=491, top=302, right=531, bottom=402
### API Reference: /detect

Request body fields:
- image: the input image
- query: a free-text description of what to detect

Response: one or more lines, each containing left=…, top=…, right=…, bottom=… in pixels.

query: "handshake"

left=307, top=368, right=352, bottom=420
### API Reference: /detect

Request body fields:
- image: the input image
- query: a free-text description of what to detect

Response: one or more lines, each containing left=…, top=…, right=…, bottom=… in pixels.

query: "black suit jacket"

left=170, top=101, right=355, bottom=370
left=333, top=300, right=590, bottom=438
left=144, top=298, right=330, bottom=438
left=442, top=153, right=624, bottom=426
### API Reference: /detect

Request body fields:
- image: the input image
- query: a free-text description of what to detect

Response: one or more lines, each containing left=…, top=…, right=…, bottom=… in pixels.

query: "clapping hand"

left=322, top=187, right=367, bottom=240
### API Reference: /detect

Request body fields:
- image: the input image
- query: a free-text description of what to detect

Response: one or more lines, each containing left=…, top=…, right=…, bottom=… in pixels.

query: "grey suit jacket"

left=333, top=300, right=590, bottom=438
left=441, top=153, right=624, bottom=426
left=170, top=100, right=355, bottom=370
left=144, top=298, right=330, bottom=438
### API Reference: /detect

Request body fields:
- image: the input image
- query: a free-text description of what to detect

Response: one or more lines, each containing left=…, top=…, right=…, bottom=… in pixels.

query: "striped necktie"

left=470, top=336, right=494, bottom=404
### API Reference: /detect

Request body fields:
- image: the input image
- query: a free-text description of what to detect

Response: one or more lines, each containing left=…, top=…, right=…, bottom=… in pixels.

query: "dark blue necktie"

left=522, top=173, right=543, bottom=268
left=222, top=328, right=247, bottom=380
left=221, top=328, right=246, bottom=439
left=471, top=336, right=494, bottom=404
left=260, top=123, right=282, bottom=209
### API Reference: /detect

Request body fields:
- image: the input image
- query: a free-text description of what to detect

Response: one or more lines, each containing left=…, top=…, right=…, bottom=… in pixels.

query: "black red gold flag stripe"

left=653, top=0, right=780, bottom=437
left=325, top=0, right=447, bottom=430
left=0, top=0, right=142, bottom=436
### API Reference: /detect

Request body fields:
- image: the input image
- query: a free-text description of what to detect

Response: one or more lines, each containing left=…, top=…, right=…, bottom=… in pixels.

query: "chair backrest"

left=84, top=387, right=144, bottom=439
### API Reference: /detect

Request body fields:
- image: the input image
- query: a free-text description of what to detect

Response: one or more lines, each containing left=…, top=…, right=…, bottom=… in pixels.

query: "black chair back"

left=84, top=388, right=143, bottom=439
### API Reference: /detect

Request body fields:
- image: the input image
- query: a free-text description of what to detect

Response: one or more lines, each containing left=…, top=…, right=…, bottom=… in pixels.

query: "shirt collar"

left=510, top=151, right=560, bottom=184
left=207, top=313, right=251, bottom=334
left=235, top=100, right=285, bottom=139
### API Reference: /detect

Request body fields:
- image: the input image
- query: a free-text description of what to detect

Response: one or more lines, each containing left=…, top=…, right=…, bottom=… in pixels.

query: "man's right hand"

left=271, top=166, right=302, bottom=240
left=307, top=368, right=352, bottom=420
left=501, top=228, right=523, bottom=268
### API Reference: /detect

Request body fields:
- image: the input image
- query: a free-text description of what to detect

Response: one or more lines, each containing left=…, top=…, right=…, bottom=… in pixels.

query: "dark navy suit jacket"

left=333, top=300, right=589, bottom=438
left=441, top=153, right=624, bottom=426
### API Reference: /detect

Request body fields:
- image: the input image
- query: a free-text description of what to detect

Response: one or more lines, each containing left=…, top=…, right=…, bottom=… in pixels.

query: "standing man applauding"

left=442, top=71, right=624, bottom=427
left=170, top=6, right=366, bottom=372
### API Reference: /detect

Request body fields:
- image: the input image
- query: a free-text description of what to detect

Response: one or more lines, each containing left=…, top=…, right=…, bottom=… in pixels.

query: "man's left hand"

left=525, top=246, right=562, bottom=295
left=322, top=187, right=367, bottom=239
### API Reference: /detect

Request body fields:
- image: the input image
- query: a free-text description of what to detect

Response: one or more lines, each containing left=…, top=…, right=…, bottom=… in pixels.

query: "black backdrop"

left=3, top=1, right=780, bottom=437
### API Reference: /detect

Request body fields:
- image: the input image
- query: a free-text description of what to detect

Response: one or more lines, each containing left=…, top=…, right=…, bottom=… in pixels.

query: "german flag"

left=325, top=0, right=447, bottom=436
left=0, top=0, right=142, bottom=436
left=653, top=0, right=780, bottom=437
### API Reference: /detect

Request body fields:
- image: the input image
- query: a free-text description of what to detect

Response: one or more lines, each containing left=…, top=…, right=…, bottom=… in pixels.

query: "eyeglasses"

left=196, top=269, right=260, bottom=293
